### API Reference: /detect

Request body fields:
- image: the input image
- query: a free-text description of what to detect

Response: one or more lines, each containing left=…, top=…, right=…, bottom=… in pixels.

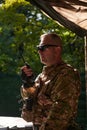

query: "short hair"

left=40, top=33, right=62, bottom=48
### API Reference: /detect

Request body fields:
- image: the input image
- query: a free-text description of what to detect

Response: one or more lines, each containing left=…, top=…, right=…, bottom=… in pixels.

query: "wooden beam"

left=84, top=36, right=87, bottom=117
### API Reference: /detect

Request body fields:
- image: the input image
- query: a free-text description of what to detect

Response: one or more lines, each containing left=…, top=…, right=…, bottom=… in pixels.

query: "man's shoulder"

left=62, top=63, right=79, bottom=73
left=57, top=63, right=80, bottom=78
left=62, top=63, right=81, bottom=80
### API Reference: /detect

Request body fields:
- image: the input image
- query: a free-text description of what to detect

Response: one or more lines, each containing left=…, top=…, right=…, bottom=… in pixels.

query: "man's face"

left=37, top=35, right=61, bottom=66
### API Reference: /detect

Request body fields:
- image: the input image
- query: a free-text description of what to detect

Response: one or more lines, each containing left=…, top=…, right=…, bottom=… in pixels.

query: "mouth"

left=40, top=55, right=46, bottom=62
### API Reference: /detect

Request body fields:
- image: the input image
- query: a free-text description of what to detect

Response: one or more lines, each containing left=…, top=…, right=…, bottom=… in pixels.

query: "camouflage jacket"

left=21, top=62, right=81, bottom=130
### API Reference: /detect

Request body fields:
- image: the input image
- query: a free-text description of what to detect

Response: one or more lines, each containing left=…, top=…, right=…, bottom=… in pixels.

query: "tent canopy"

left=29, top=0, right=87, bottom=37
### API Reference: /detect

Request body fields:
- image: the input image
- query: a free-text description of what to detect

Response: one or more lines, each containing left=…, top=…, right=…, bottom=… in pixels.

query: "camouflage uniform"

left=21, top=62, right=81, bottom=130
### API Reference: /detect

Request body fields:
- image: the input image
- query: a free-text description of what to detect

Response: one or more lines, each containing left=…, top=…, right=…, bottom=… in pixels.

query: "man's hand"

left=21, top=65, right=33, bottom=78
left=21, top=65, right=34, bottom=88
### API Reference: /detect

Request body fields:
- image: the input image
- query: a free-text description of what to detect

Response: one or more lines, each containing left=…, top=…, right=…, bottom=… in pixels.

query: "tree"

left=0, top=0, right=84, bottom=75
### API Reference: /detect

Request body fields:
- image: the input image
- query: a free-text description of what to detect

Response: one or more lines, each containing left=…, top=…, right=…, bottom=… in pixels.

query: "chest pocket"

left=39, top=73, right=59, bottom=98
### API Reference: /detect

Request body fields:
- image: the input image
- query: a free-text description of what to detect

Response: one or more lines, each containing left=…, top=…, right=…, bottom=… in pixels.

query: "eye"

left=37, top=45, right=47, bottom=51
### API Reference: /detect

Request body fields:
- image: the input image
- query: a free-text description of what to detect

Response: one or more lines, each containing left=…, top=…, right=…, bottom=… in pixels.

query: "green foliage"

left=0, top=0, right=84, bottom=75
left=62, top=32, right=85, bottom=72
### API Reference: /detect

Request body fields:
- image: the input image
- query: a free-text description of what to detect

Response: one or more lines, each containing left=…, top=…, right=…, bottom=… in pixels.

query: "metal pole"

left=84, top=36, right=87, bottom=118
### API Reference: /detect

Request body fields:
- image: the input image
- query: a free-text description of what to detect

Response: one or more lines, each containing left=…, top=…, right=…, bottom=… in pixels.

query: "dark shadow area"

left=76, top=72, right=86, bottom=130
left=0, top=72, right=21, bottom=117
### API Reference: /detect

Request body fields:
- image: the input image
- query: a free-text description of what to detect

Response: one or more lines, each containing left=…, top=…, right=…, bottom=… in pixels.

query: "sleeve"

left=40, top=70, right=81, bottom=130
left=20, top=75, right=41, bottom=122
left=21, top=73, right=42, bottom=99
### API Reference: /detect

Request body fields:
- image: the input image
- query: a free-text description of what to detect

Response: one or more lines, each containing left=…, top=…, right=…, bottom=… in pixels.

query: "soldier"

left=20, top=33, right=81, bottom=130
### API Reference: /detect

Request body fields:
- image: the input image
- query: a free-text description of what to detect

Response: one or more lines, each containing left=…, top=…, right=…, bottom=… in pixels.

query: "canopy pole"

left=84, top=36, right=87, bottom=117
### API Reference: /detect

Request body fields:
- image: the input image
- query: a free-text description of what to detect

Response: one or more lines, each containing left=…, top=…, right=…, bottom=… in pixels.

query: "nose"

left=38, top=49, right=43, bottom=54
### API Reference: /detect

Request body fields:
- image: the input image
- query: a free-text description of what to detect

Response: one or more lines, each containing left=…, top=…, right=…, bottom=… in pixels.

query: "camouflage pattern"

left=21, top=62, right=81, bottom=130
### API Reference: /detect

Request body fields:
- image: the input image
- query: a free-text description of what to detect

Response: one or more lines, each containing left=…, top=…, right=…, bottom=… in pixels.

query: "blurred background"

left=0, top=0, right=86, bottom=129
